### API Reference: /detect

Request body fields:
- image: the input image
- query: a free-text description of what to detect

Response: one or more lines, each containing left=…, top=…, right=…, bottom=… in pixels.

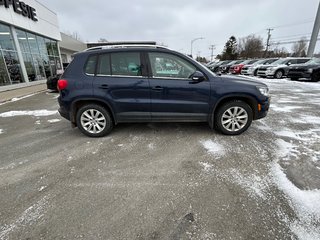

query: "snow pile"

left=0, top=129, right=3, bottom=134
left=200, top=139, right=225, bottom=157
left=0, top=110, right=58, bottom=117
left=271, top=163, right=320, bottom=240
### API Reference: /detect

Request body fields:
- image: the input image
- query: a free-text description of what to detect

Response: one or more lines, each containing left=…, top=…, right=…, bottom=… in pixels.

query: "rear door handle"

left=152, top=86, right=164, bottom=91
left=99, top=84, right=109, bottom=89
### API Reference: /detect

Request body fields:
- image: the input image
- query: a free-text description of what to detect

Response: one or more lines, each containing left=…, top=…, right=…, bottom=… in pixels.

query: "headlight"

left=267, top=67, right=275, bottom=71
left=257, top=86, right=269, bottom=97
left=307, top=68, right=313, bottom=73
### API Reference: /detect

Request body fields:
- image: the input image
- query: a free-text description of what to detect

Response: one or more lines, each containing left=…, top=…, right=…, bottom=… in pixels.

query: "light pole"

left=190, top=37, right=204, bottom=58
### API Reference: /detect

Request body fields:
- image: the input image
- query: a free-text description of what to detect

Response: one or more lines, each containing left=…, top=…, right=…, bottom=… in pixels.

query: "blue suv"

left=57, top=45, right=270, bottom=137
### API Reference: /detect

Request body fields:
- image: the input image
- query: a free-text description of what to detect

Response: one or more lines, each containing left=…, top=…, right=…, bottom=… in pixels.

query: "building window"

left=0, top=23, right=24, bottom=86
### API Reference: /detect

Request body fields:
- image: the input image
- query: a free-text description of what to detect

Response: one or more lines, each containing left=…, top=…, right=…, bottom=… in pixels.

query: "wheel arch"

left=209, top=95, right=258, bottom=128
left=70, top=98, right=116, bottom=126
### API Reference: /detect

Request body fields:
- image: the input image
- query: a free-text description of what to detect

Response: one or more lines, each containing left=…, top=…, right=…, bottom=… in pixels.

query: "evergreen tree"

left=221, top=36, right=238, bottom=60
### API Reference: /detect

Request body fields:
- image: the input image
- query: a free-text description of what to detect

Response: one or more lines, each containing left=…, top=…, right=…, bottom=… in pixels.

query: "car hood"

left=220, top=75, right=267, bottom=87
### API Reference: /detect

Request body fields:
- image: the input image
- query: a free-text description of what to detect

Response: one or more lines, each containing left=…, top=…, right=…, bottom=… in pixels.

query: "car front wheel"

left=76, top=104, right=113, bottom=137
left=274, top=70, right=284, bottom=79
left=215, top=101, right=253, bottom=135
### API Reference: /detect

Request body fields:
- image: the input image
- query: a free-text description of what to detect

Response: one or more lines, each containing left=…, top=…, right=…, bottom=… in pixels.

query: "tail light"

left=57, top=79, right=68, bottom=91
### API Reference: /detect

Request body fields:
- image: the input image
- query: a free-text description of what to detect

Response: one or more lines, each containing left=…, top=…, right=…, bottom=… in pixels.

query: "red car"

left=229, top=59, right=259, bottom=74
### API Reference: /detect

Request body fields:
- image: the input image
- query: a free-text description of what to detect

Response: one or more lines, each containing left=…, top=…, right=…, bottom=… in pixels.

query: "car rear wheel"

left=215, top=101, right=253, bottom=135
left=76, top=104, right=113, bottom=137
left=274, top=70, right=284, bottom=79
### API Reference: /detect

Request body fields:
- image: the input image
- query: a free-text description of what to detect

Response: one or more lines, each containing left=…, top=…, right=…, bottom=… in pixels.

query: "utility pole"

left=264, top=28, right=273, bottom=57
left=307, top=1, right=320, bottom=57
left=209, top=45, right=215, bottom=62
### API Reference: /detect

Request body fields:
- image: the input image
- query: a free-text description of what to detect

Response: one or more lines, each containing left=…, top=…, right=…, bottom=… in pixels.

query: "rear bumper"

left=58, top=106, right=70, bottom=121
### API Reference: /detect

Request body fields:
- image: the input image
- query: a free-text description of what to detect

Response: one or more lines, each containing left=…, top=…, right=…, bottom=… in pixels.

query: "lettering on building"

left=0, top=0, right=38, bottom=21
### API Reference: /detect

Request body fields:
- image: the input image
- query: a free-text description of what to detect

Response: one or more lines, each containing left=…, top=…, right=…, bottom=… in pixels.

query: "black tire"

left=290, top=77, right=298, bottom=81
left=253, top=69, right=258, bottom=76
left=215, top=101, right=253, bottom=135
left=274, top=70, right=284, bottom=79
left=76, top=104, right=113, bottom=137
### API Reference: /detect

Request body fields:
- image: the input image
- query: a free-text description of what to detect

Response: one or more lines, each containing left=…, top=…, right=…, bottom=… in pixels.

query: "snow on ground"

left=200, top=139, right=225, bottom=157
left=0, top=110, right=58, bottom=117
left=271, top=163, right=320, bottom=240
left=199, top=77, right=320, bottom=240
left=0, top=195, right=49, bottom=239
left=0, top=129, right=3, bottom=134
left=47, top=119, right=61, bottom=123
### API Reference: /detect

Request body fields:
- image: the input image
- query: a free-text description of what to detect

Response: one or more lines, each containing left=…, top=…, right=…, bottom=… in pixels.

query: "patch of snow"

left=47, top=119, right=61, bottom=123
left=148, top=143, right=155, bottom=150
left=0, top=110, right=58, bottom=118
left=229, top=169, right=270, bottom=200
left=0, top=195, right=49, bottom=239
left=200, top=139, right=225, bottom=157
left=38, top=186, right=47, bottom=192
left=117, top=144, right=124, bottom=147
left=35, top=120, right=41, bottom=125
left=199, top=162, right=213, bottom=172
left=271, top=163, right=320, bottom=240
left=275, top=139, right=298, bottom=160
left=300, top=115, right=320, bottom=125
left=275, top=130, right=302, bottom=140
left=271, top=105, right=303, bottom=113
left=0, top=129, right=3, bottom=134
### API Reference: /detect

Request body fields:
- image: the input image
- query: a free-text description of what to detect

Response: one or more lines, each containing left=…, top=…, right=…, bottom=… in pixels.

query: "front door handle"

left=152, top=86, right=164, bottom=91
left=99, top=84, right=109, bottom=89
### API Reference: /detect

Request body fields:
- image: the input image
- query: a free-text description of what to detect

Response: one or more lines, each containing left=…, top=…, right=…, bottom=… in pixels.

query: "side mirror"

left=190, top=71, right=206, bottom=83
left=287, top=62, right=291, bottom=66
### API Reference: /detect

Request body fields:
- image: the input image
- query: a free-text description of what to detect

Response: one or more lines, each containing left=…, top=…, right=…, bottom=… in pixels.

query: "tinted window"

left=148, top=52, right=196, bottom=79
left=97, top=54, right=111, bottom=75
left=111, top=52, right=141, bottom=76
left=297, top=59, right=309, bottom=64
left=85, top=55, right=97, bottom=75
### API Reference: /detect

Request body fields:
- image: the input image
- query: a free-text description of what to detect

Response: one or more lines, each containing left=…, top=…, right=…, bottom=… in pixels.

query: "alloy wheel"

left=221, top=106, right=248, bottom=132
left=80, top=109, right=107, bottom=134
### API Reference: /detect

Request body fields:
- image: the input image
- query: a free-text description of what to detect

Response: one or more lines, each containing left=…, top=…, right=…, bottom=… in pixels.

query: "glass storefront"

left=0, top=22, right=61, bottom=86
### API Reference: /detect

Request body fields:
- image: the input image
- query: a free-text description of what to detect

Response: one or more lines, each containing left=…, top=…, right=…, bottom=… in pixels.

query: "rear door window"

left=297, top=59, right=309, bottom=64
left=111, top=52, right=142, bottom=76
left=97, top=54, right=111, bottom=76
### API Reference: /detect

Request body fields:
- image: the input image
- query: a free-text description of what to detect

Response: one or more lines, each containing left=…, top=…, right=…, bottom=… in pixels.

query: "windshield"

left=305, top=58, right=320, bottom=65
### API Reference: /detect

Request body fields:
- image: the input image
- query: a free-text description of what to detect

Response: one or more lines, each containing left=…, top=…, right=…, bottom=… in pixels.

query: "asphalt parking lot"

left=0, top=77, right=319, bottom=240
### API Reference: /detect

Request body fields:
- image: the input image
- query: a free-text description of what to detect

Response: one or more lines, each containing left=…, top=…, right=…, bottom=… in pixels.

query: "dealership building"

left=0, top=0, right=65, bottom=91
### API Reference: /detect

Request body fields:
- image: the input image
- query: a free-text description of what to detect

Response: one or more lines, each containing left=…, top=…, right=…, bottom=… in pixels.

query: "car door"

left=93, top=51, right=151, bottom=122
left=146, top=51, right=210, bottom=121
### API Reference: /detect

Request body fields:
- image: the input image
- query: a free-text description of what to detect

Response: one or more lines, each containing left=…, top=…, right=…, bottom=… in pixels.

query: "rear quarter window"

left=85, top=55, right=97, bottom=75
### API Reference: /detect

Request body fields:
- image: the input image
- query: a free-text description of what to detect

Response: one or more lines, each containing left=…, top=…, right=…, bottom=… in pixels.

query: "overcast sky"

left=39, top=0, right=320, bottom=59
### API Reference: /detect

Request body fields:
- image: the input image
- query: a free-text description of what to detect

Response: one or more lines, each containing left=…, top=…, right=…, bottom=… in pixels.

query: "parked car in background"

left=57, top=45, right=270, bottom=137
left=241, top=58, right=278, bottom=76
left=229, top=59, right=259, bottom=74
left=287, top=58, right=320, bottom=82
left=46, top=63, right=69, bottom=91
left=219, top=60, right=243, bottom=73
left=257, top=58, right=311, bottom=79
left=209, top=60, right=232, bottom=73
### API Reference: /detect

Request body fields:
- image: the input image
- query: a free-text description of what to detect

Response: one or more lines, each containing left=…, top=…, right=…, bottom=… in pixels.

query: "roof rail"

left=84, top=44, right=170, bottom=52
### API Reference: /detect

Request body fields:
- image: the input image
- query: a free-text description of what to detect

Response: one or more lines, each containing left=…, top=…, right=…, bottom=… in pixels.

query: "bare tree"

left=237, top=35, right=264, bottom=59
left=269, top=42, right=289, bottom=57
left=63, top=31, right=82, bottom=41
left=98, top=38, right=108, bottom=43
left=291, top=38, right=307, bottom=57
